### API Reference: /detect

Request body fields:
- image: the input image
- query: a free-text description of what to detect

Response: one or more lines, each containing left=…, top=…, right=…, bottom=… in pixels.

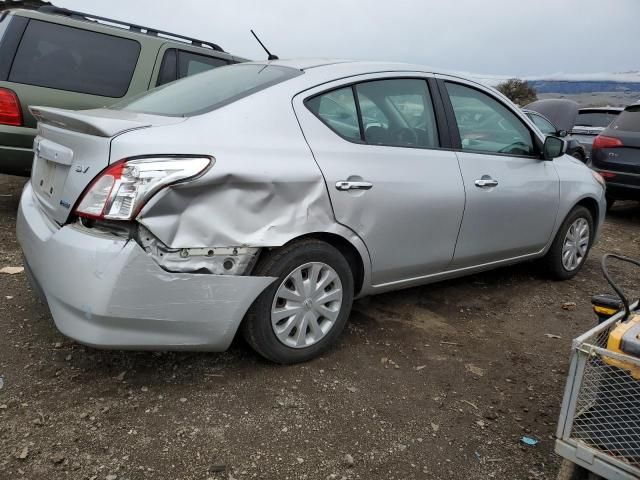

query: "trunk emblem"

left=74, top=165, right=90, bottom=174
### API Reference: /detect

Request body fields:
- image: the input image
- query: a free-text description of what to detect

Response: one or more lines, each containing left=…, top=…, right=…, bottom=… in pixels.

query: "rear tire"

left=542, top=206, right=593, bottom=280
left=242, top=239, right=354, bottom=364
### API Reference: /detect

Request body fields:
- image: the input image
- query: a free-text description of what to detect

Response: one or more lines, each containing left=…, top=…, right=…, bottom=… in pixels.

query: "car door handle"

left=474, top=178, right=499, bottom=188
left=335, top=181, right=373, bottom=191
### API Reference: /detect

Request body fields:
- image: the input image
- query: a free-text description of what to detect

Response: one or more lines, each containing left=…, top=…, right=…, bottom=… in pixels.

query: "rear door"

left=438, top=77, right=560, bottom=268
left=294, top=73, right=466, bottom=286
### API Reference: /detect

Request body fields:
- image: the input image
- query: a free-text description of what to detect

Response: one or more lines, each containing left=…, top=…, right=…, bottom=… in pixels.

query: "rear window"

left=610, top=107, right=640, bottom=133
left=156, top=48, right=229, bottom=87
left=9, top=20, right=140, bottom=97
left=116, top=64, right=302, bottom=117
left=574, top=111, right=620, bottom=128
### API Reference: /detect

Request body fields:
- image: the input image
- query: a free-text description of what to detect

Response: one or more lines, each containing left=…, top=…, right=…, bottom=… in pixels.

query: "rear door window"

left=610, top=107, right=640, bottom=133
left=157, top=48, right=228, bottom=86
left=9, top=20, right=140, bottom=97
left=306, top=78, right=440, bottom=149
left=305, top=87, right=361, bottom=141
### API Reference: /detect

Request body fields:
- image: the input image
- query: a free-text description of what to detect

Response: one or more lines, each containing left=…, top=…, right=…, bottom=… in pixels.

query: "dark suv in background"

left=0, top=7, right=244, bottom=176
left=590, top=104, right=640, bottom=208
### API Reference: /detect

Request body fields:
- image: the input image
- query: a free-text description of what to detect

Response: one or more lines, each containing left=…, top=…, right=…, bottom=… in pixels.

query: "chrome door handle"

left=474, top=178, right=499, bottom=188
left=335, top=181, right=373, bottom=191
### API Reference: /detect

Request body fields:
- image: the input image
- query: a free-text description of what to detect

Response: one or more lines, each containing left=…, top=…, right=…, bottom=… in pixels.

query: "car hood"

left=525, top=99, right=580, bottom=132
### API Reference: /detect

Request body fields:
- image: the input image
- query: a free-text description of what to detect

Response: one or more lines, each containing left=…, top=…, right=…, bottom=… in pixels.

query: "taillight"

left=592, top=135, right=623, bottom=150
left=600, top=171, right=617, bottom=179
left=74, top=156, right=212, bottom=221
left=0, top=88, right=23, bottom=126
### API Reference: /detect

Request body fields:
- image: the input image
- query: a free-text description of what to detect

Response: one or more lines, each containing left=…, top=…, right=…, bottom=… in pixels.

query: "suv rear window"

left=9, top=20, right=140, bottom=97
left=116, top=64, right=302, bottom=116
left=574, top=111, right=619, bottom=128
left=156, top=48, right=229, bottom=86
left=610, top=106, right=640, bottom=133
left=0, top=13, right=10, bottom=43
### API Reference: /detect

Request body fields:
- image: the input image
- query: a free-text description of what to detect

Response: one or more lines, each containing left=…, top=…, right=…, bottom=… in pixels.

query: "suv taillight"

left=74, top=156, right=212, bottom=221
left=0, top=88, right=23, bottom=126
left=592, top=135, right=623, bottom=150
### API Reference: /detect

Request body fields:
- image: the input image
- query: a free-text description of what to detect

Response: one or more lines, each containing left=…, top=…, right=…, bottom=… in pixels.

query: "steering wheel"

left=499, top=141, right=530, bottom=155
left=394, top=127, right=418, bottom=146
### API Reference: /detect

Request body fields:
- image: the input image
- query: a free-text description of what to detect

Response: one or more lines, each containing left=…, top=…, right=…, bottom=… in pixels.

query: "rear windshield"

left=610, top=106, right=640, bottom=133
left=9, top=20, right=140, bottom=98
left=574, top=111, right=620, bottom=128
left=115, top=64, right=302, bottom=117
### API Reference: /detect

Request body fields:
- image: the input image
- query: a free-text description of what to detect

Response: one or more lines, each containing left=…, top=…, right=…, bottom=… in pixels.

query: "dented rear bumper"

left=16, top=182, right=276, bottom=351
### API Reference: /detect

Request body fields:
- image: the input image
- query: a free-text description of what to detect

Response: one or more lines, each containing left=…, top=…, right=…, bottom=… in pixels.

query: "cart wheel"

left=556, top=459, right=590, bottom=480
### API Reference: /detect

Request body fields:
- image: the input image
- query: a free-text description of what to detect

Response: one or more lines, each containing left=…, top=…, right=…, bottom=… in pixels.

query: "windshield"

left=114, top=64, right=302, bottom=117
left=528, top=112, right=556, bottom=135
left=574, top=111, right=620, bottom=128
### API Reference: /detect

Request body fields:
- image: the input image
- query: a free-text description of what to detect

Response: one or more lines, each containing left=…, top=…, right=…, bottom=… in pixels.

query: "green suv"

left=0, top=6, right=243, bottom=176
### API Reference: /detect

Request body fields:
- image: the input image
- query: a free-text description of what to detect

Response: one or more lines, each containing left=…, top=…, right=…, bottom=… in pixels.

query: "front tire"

left=542, top=206, right=593, bottom=280
left=242, top=239, right=354, bottom=364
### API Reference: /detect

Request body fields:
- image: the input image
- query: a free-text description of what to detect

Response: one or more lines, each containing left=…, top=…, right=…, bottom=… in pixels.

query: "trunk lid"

left=592, top=131, right=640, bottom=175
left=29, top=106, right=184, bottom=224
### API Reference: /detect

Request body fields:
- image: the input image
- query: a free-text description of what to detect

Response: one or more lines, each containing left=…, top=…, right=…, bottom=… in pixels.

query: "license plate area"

left=36, top=159, right=58, bottom=198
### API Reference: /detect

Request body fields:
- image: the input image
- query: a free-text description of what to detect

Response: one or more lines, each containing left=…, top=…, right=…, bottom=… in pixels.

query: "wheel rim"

left=271, top=262, right=343, bottom=349
left=562, top=217, right=590, bottom=271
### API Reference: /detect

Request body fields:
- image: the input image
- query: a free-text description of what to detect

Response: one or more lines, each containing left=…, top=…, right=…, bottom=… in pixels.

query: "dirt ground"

left=0, top=173, right=638, bottom=480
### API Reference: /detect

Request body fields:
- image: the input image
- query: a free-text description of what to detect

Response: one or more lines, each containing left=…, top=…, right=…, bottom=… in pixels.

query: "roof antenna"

left=251, top=30, right=279, bottom=61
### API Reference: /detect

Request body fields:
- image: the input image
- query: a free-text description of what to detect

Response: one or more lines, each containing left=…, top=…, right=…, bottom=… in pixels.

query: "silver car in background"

left=17, top=60, right=606, bottom=363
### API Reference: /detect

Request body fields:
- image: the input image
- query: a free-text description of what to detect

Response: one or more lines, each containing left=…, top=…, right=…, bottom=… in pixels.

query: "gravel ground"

left=1, top=173, right=639, bottom=480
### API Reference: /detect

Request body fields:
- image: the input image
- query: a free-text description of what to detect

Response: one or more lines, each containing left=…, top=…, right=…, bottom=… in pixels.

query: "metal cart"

left=555, top=300, right=640, bottom=480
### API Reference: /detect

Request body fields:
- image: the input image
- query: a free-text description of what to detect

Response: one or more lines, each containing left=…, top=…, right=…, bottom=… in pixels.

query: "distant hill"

left=527, top=80, right=640, bottom=94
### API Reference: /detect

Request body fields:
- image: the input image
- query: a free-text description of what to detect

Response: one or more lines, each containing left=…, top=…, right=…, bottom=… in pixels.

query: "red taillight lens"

left=593, top=135, right=623, bottom=150
left=599, top=171, right=617, bottom=179
left=74, top=156, right=212, bottom=221
left=0, top=88, right=23, bottom=126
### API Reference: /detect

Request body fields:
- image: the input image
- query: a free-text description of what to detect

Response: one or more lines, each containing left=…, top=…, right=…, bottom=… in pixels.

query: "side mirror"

left=543, top=136, right=567, bottom=160
left=556, top=130, right=568, bottom=138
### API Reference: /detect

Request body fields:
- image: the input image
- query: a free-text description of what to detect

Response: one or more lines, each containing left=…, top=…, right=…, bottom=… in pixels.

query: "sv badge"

left=74, top=165, right=90, bottom=174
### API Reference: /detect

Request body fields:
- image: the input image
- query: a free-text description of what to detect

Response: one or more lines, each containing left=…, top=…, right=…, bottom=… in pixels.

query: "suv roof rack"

left=37, top=6, right=225, bottom=52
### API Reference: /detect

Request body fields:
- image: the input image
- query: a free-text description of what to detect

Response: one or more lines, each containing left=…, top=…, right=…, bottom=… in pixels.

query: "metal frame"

left=37, top=6, right=225, bottom=52
left=555, top=301, right=640, bottom=480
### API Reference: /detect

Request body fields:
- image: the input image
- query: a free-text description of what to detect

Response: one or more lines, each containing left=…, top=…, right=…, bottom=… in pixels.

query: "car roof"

left=8, top=7, right=237, bottom=60
left=244, top=58, right=488, bottom=85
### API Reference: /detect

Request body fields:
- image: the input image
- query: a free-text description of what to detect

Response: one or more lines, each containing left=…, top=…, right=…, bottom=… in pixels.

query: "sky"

left=54, top=0, right=640, bottom=78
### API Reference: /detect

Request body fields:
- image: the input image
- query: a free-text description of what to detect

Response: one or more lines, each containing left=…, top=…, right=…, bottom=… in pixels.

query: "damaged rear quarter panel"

left=109, top=84, right=337, bottom=249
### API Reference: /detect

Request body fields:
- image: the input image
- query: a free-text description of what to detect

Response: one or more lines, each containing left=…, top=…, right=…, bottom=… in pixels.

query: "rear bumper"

left=592, top=168, right=640, bottom=201
left=16, top=182, right=276, bottom=351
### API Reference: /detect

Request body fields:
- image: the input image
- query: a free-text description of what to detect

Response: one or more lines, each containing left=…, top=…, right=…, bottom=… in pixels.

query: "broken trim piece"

left=137, top=226, right=260, bottom=275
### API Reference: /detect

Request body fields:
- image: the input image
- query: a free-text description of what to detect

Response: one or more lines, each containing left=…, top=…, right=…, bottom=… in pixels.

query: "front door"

left=294, top=75, right=466, bottom=286
left=440, top=79, right=560, bottom=268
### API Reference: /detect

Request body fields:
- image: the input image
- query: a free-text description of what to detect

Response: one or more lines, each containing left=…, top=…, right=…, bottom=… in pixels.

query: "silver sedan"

left=17, top=60, right=606, bottom=363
